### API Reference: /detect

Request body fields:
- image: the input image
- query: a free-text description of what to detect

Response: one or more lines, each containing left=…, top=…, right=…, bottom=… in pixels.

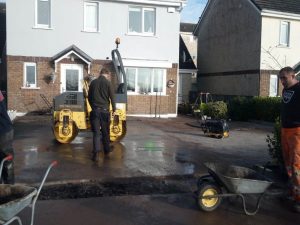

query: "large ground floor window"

left=125, top=67, right=166, bottom=95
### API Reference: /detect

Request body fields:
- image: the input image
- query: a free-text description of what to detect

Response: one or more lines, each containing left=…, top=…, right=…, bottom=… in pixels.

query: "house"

left=178, top=23, right=197, bottom=104
left=1, top=0, right=186, bottom=117
left=193, top=0, right=300, bottom=99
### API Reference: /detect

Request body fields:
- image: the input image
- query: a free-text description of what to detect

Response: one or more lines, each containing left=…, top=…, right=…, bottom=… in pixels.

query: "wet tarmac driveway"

left=10, top=115, right=300, bottom=224
left=13, top=115, right=272, bottom=185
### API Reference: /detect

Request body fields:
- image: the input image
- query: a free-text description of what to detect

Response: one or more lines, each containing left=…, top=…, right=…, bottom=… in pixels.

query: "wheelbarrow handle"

left=35, top=161, right=58, bottom=197
left=5, top=154, right=13, bottom=161
left=30, top=161, right=58, bottom=225
left=0, top=154, right=14, bottom=181
left=51, top=160, right=58, bottom=167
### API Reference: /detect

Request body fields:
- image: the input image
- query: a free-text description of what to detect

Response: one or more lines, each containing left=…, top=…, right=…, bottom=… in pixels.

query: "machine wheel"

left=53, top=122, right=78, bottom=144
left=197, top=181, right=222, bottom=212
left=110, top=121, right=127, bottom=142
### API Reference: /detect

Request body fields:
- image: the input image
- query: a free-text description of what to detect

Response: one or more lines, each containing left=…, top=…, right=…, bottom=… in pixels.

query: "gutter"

left=101, top=0, right=187, bottom=8
left=261, top=9, right=300, bottom=21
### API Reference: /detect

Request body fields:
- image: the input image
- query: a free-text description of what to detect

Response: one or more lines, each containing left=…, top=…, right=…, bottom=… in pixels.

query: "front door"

left=60, top=64, right=83, bottom=93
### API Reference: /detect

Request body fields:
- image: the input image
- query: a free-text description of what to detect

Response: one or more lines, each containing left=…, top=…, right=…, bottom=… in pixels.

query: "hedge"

left=228, top=96, right=281, bottom=122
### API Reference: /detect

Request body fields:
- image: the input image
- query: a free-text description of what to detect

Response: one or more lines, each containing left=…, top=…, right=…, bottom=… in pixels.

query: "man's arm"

left=108, top=83, right=116, bottom=112
left=88, top=81, right=94, bottom=109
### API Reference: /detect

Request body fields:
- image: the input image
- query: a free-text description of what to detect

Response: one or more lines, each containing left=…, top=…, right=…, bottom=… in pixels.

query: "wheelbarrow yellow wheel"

left=197, top=182, right=222, bottom=212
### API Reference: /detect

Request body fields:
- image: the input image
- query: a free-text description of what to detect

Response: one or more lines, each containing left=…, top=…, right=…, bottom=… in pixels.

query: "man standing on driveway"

left=88, top=68, right=116, bottom=161
left=279, top=66, right=300, bottom=212
left=0, top=90, right=14, bottom=184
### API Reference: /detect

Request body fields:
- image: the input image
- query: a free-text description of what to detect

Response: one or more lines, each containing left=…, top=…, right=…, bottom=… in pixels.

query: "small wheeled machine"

left=201, top=119, right=229, bottom=139
left=0, top=155, right=57, bottom=225
left=196, top=162, right=274, bottom=215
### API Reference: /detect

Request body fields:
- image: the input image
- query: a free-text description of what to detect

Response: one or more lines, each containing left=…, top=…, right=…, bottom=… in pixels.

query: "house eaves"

left=51, top=45, right=93, bottom=73
left=251, top=0, right=300, bottom=15
left=101, top=0, right=187, bottom=9
left=261, top=9, right=300, bottom=21
left=193, top=0, right=211, bottom=35
left=194, top=0, right=300, bottom=35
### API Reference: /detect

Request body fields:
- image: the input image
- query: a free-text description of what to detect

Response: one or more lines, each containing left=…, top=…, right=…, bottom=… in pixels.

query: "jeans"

left=90, top=108, right=111, bottom=154
left=0, top=129, right=14, bottom=184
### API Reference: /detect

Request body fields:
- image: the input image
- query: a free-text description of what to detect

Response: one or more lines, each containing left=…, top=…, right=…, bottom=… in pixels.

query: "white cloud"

left=181, top=0, right=208, bottom=23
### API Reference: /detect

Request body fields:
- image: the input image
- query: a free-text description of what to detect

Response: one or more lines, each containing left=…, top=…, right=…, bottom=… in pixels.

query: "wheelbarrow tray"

left=0, top=184, right=37, bottom=221
left=204, top=163, right=272, bottom=194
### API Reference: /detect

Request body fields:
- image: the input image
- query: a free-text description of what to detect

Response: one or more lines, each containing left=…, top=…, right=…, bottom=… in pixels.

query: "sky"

left=0, top=0, right=208, bottom=24
left=181, top=0, right=208, bottom=24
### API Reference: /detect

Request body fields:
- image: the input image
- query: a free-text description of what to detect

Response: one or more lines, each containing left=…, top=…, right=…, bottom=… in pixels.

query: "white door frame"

left=60, top=64, right=83, bottom=93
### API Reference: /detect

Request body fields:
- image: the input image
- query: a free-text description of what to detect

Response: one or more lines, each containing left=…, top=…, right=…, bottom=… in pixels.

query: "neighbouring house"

left=178, top=23, right=197, bottom=104
left=1, top=0, right=186, bottom=117
left=194, top=0, right=300, bottom=99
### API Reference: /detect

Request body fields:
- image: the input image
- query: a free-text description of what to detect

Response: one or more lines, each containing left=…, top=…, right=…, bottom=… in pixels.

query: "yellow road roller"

left=52, top=41, right=127, bottom=144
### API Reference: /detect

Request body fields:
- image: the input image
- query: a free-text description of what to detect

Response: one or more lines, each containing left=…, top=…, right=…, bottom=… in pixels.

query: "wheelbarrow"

left=0, top=155, right=57, bottom=225
left=196, top=162, right=275, bottom=215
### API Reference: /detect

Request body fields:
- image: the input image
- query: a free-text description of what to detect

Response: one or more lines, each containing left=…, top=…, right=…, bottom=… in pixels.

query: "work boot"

left=91, top=152, right=99, bottom=162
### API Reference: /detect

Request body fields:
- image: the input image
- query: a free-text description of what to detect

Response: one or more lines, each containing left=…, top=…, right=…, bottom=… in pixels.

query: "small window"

left=36, top=0, right=51, bottom=28
left=125, top=67, right=166, bottom=95
left=128, top=6, right=156, bottom=35
left=84, top=1, right=99, bottom=32
left=24, top=63, right=37, bottom=88
left=269, top=74, right=278, bottom=97
left=280, top=21, right=290, bottom=46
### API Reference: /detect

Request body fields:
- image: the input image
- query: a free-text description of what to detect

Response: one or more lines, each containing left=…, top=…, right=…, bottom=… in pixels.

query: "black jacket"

left=88, top=75, right=116, bottom=112
left=0, top=91, right=13, bottom=135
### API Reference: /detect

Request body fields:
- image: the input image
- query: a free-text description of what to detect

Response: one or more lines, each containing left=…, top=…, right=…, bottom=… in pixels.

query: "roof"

left=251, top=0, right=300, bottom=15
left=180, top=23, right=196, bottom=33
left=51, top=45, right=93, bottom=62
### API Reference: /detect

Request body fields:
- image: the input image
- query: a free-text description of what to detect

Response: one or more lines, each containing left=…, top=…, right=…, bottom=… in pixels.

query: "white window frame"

left=128, top=6, right=156, bottom=36
left=35, top=0, right=51, bottom=29
left=269, top=74, right=278, bottom=97
left=83, top=1, right=100, bottom=32
left=125, top=67, right=166, bottom=95
left=279, top=21, right=290, bottom=47
left=23, top=63, right=37, bottom=88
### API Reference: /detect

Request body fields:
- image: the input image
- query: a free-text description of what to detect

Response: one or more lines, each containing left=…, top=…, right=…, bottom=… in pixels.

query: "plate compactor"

left=52, top=39, right=127, bottom=144
left=201, top=119, right=229, bottom=139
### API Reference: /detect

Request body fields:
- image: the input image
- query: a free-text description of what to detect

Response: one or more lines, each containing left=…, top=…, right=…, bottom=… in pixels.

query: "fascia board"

left=100, top=0, right=186, bottom=8
left=261, top=9, right=300, bottom=21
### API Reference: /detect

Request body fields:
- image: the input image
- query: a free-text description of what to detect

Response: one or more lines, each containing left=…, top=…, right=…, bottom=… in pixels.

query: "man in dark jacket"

left=0, top=90, right=14, bottom=184
left=88, top=68, right=116, bottom=161
left=279, top=67, right=300, bottom=212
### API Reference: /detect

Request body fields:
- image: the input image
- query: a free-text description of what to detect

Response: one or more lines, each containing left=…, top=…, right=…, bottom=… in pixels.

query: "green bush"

left=204, top=101, right=228, bottom=119
left=228, top=97, right=253, bottom=121
left=178, top=103, right=192, bottom=115
left=266, top=117, right=283, bottom=166
left=252, top=97, right=281, bottom=122
left=228, top=96, right=281, bottom=122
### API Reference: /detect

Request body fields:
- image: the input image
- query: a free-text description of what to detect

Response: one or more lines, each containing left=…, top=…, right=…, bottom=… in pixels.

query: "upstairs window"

left=23, top=63, right=37, bottom=88
left=280, top=21, right=290, bottom=46
left=36, top=0, right=51, bottom=28
left=129, top=6, right=155, bottom=35
left=84, top=1, right=99, bottom=32
left=125, top=67, right=166, bottom=95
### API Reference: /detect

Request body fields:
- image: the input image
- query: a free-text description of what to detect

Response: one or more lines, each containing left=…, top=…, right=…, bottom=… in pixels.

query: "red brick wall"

left=7, top=55, right=178, bottom=116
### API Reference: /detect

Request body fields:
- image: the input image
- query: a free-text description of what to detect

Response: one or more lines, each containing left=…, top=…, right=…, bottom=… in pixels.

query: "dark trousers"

left=0, top=129, right=14, bottom=184
left=90, top=109, right=111, bottom=153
